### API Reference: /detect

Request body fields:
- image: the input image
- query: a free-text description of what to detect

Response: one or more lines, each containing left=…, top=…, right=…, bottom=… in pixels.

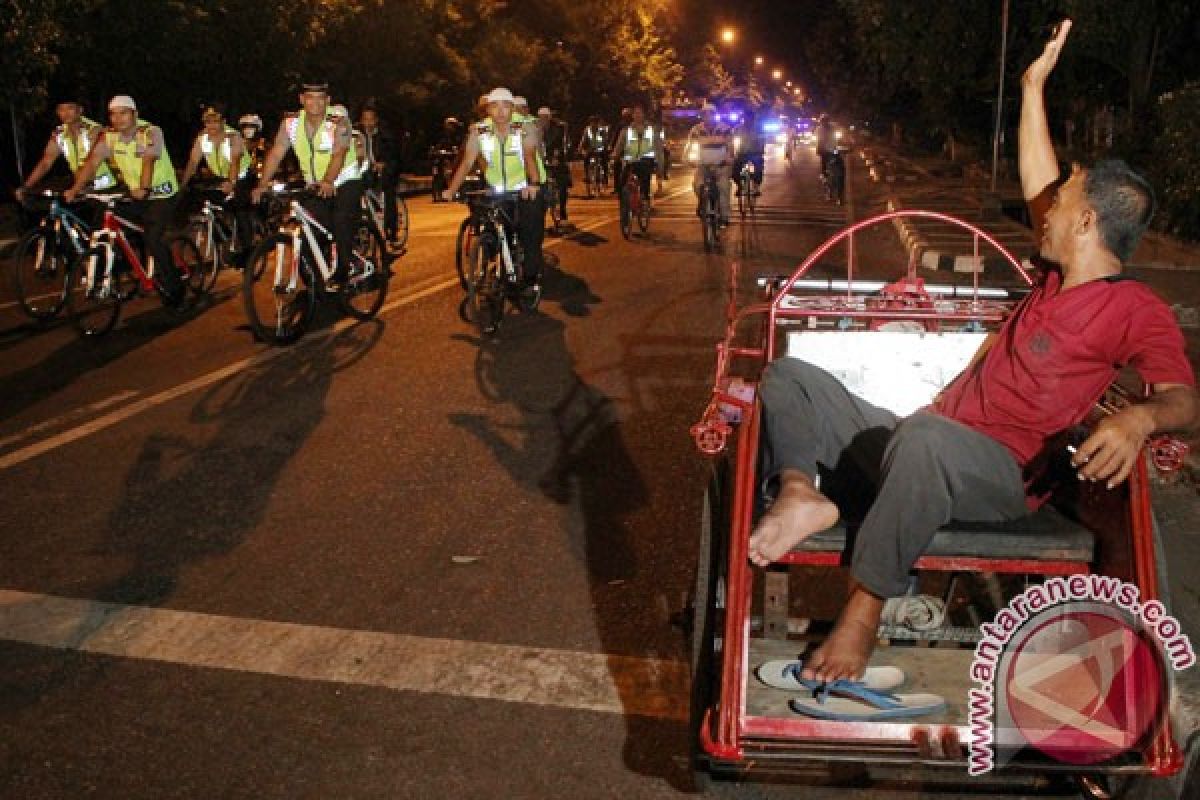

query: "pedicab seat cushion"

left=795, top=505, right=1094, bottom=563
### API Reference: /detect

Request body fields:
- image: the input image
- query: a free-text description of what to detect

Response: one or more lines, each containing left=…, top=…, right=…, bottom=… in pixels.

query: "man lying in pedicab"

left=748, top=20, right=1199, bottom=694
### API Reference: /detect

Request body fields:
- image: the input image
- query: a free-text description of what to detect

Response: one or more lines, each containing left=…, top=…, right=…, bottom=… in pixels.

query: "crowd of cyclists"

left=12, top=82, right=785, bottom=323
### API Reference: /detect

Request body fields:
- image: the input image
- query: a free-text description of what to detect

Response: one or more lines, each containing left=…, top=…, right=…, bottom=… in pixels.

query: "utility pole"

left=990, top=0, right=1010, bottom=193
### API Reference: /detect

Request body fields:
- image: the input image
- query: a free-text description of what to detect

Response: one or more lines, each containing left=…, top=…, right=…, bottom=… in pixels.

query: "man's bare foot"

left=748, top=470, right=839, bottom=567
left=802, top=585, right=885, bottom=683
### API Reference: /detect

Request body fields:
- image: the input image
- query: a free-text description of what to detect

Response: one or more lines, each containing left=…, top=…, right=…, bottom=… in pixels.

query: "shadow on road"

left=0, top=291, right=236, bottom=425
left=93, top=320, right=384, bottom=607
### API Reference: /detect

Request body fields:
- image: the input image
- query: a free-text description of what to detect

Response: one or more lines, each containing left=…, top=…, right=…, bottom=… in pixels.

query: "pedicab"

left=688, top=209, right=1198, bottom=796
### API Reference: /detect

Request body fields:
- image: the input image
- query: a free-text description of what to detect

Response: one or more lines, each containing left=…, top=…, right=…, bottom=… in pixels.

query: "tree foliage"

left=4, top=0, right=681, bottom=178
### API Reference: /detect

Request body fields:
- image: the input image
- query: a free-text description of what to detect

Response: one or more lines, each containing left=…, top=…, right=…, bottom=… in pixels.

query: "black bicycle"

left=12, top=191, right=94, bottom=322
left=457, top=190, right=539, bottom=336
left=697, top=164, right=723, bottom=252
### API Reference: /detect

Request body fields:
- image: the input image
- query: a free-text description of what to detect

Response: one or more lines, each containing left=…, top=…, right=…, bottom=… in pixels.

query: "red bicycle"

left=67, top=193, right=208, bottom=338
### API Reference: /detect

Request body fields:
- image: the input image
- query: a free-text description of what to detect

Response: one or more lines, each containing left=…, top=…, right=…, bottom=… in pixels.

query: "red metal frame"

left=692, top=209, right=1184, bottom=778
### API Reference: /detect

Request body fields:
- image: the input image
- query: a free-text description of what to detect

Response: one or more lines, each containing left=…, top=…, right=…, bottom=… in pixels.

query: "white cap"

left=108, top=95, right=137, bottom=112
left=330, top=104, right=349, bottom=118
left=537, top=107, right=553, bottom=117
left=513, top=96, right=528, bottom=108
left=484, top=87, right=515, bottom=105
left=238, top=113, right=262, bottom=128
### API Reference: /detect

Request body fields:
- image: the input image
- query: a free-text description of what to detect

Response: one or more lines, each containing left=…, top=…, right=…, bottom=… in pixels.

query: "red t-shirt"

left=932, top=270, right=1194, bottom=467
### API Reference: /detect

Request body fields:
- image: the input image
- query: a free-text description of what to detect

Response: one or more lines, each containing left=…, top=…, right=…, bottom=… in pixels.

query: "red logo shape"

left=1004, top=610, right=1164, bottom=765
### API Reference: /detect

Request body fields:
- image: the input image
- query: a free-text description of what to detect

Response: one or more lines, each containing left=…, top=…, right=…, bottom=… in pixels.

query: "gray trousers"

left=759, top=359, right=1029, bottom=598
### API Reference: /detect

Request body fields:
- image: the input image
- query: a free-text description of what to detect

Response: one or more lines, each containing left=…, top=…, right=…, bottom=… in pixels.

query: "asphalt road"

left=0, top=147, right=1105, bottom=799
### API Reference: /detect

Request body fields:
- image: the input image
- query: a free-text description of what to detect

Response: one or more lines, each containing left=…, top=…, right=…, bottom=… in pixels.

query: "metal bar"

left=776, top=551, right=1089, bottom=575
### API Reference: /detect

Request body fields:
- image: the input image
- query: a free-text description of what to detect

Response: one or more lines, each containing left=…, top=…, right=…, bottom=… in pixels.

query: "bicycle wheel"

left=737, top=176, right=747, bottom=218
left=66, top=246, right=121, bottom=338
left=466, top=237, right=503, bottom=335
left=394, top=194, right=410, bottom=249
left=637, top=191, right=650, bottom=233
left=547, top=186, right=562, bottom=234
left=187, top=220, right=221, bottom=291
left=169, top=235, right=208, bottom=297
left=702, top=190, right=718, bottom=253
left=619, top=185, right=633, bottom=240
left=243, top=233, right=316, bottom=345
left=748, top=177, right=758, bottom=215
left=454, top=216, right=474, bottom=290
left=339, top=218, right=390, bottom=320
left=13, top=228, right=69, bottom=321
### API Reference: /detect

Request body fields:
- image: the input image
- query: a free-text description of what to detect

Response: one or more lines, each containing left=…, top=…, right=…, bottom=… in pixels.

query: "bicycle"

left=243, top=186, right=390, bottom=345
left=186, top=188, right=265, bottom=291
left=457, top=190, right=539, bottom=336
left=618, top=161, right=651, bottom=240
left=582, top=151, right=606, bottom=198
left=12, top=190, right=94, bottom=322
left=363, top=183, right=408, bottom=251
left=735, top=158, right=760, bottom=218
left=821, top=147, right=847, bottom=206
left=697, top=165, right=724, bottom=252
left=68, top=193, right=206, bottom=338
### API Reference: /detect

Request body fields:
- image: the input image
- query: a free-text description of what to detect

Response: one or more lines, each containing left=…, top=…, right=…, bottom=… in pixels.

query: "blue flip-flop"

left=788, top=680, right=946, bottom=721
left=756, top=660, right=905, bottom=693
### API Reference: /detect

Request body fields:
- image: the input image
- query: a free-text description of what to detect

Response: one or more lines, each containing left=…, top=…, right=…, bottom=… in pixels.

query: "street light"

left=772, top=68, right=783, bottom=81
left=785, top=80, right=792, bottom=88
left=754, top=55, right=764, bottom=67
left=721, top=27, right=736, bottom=45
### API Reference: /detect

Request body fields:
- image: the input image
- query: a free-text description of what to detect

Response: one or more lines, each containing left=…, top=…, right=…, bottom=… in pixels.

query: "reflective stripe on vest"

left=55, top=118, right=116, bottom=189
left=285, top=111, right=360, bottom=187
left=477, top=119, right=528, bottom=193
left=200, top=126, right=251, bottom=180
left=622, top=126, right=656, bottom=161
left=105, top=121, right=178, bottom=197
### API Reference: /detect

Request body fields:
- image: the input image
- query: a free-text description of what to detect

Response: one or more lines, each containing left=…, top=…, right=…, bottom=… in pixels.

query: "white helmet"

left=238, top=113, right=262, bottom=131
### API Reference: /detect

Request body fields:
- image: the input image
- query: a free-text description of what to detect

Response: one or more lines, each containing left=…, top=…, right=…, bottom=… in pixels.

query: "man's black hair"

left=1084, top=159, right=1156, bottom=263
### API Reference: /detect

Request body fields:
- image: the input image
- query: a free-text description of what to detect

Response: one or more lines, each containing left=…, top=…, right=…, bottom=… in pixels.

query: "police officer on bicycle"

left=441, top=87, right=544, bottom=288
left=613, top=103, right=659, bottom=207
left=252, top=81, right=362, bottom=286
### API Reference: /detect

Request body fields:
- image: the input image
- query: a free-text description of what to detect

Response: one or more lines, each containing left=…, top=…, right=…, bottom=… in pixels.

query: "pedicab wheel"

left=66, top=247, right=122, bottom=339
left=690, top=459, right=731, bottom=790
left=455, top=217, right=474, bottom=290
left=243, top=234, right=316, bottom=346
left=13, top=228, right=68, bottom=321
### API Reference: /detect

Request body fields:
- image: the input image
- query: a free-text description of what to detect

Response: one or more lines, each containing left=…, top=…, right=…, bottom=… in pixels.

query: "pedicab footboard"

left=689, top=211, right=1190, bottom=784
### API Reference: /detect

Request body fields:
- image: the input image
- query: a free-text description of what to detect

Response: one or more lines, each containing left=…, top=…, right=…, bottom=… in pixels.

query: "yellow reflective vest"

left=55, top=118, right=116, bottom=189
left=200, top=126, right=252, bottom=180
left=476, top=117, right=532, bottom=193
left=285, top=110, right=360, bottom=187
left=104, top=120, right=179, bottom=198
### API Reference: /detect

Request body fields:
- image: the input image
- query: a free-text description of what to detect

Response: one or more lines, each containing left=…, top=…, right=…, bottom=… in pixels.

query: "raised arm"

left=1020, top=19, right=1072, bottom=236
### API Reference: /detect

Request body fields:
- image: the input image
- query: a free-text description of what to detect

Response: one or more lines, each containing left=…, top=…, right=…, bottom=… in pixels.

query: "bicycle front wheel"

left=187, top=220, right=223, bottom=291
left=455, top=216, right=474, bottom=290
left=619, top=187, right=633, bottom=240
left=66, top=246, right=121, bottom=338
left=466, top=237, right=503, bottom=335
left=340, top=218, right=390, bottom=320
left=243, top=233, right=316, bottom=345
left=548, top=188, right=562, bottom=235
left=13, top=229, right=69, bottom=321
left=637, top=191, right=651, bottom=233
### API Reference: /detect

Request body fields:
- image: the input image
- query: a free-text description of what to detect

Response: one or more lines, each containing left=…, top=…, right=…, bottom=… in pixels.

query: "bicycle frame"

left=82, top=202, right=156, bottom=297
left=468, top=197, right=521, bottom=285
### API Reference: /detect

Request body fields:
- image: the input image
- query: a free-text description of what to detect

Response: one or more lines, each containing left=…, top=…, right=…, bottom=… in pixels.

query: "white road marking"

left=0, top=390, right=140, bottom=451
left=0, top=277, right=458, bottom=471
left=0, top=589, right=688, bottom=719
